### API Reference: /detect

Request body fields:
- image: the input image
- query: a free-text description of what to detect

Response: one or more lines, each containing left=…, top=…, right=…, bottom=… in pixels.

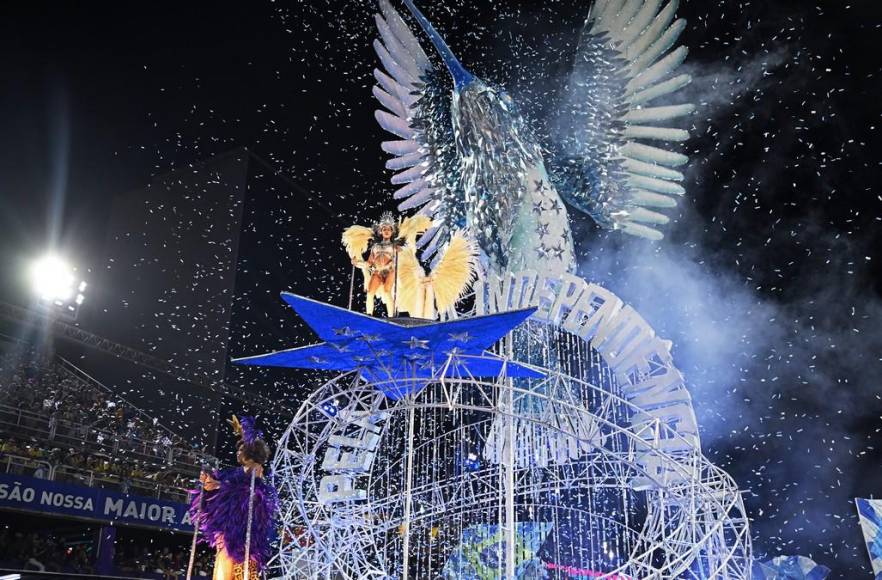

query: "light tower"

left=29, top=253, right=87, bottom=321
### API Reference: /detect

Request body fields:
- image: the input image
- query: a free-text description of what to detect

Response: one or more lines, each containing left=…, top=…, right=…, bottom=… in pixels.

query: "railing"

left=55, top=355, right=192, bottom=450
left=53, top=466, right=190, bottom=503
left=0, top=403, right=206, bottom=475
left=0, top=346, right=218, bottom=470
left=2, top=453, right=52, bottom=479
left=1, top=453, right=190, bottom=504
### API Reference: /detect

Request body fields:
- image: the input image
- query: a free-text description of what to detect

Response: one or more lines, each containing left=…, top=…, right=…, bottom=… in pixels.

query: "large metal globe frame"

left=270, top=336, right=752, bottom=579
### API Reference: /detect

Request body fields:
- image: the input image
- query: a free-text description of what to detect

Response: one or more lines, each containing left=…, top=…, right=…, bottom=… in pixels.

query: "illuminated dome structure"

left=255, top=284, right=753, bottom=579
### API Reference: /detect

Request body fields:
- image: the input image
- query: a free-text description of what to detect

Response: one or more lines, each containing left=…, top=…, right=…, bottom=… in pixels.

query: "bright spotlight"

left=31, top=255, right=75, bottom=301
left=29, top=254, right=87, bottom=318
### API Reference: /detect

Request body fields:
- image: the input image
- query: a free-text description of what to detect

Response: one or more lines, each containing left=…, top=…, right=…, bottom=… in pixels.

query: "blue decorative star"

left=448, top=332, right=473, bottom=343
left=535, top=222, right=550, bottom=238
left=233, top=293, right=544, bottom=399
left=403, top=337, right=430, bottom=350
left=534, top=244, right=549, bottom=259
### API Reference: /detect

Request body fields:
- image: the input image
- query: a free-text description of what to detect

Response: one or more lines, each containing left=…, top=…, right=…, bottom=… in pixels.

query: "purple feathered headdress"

left=230, top=415, right=263, bottom=444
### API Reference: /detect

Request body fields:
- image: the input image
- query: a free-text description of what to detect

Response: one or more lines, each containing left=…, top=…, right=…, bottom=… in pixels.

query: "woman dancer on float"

left=191, top=416, right=278, bottom=580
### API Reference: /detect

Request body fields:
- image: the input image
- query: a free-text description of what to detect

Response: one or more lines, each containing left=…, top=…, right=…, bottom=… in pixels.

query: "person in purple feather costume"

left=190, top=415, right=279, bottom=580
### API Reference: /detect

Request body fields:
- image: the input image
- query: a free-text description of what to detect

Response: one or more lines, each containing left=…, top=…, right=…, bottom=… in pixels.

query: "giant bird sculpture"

left=371, top=0, right=694, bottom=278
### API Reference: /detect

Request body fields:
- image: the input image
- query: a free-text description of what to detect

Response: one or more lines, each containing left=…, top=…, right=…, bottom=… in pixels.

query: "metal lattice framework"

left=270, top=341, right=752, bottom=579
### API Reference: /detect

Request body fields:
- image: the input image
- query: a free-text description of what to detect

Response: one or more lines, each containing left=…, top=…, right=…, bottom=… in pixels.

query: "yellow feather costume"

left=341, top=216, right=477, bottom=319
left=341, top=225, right=374, bottom=293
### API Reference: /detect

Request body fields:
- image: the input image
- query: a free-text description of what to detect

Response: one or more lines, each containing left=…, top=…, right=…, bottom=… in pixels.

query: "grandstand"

left=0, top=337, right=219, bottom=579
left=0, top=346, right=215, bottom=500
left=0, top=150, right=311, bottom=578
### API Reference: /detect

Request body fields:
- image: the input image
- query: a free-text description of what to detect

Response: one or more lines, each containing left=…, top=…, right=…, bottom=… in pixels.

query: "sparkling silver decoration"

left=371, top=0, right=696, bottom=280
left=270, top=331, right=752, bottom=579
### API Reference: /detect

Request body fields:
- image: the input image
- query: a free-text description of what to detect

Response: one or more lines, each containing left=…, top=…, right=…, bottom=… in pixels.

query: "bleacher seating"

left=0, top=346, right=217, bottom=504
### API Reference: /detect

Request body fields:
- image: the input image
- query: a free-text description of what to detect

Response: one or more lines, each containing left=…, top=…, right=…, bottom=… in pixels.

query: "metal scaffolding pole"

left=504, top=337, right=516, bottom=579
left=401, top=401, right=417, bottom=580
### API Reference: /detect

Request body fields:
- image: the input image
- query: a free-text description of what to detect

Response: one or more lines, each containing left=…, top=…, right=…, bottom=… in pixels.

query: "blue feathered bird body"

left=371, top=0, right=697, bottom=276
left=449, top=80, right=575, bottom=276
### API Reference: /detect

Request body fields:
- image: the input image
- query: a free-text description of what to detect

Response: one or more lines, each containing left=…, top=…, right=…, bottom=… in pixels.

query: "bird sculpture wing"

left=428, top=232, right=479, bottom=314
left=371, top=0, right=465, bottom=262
left=547, top=0, right=694, bottom=240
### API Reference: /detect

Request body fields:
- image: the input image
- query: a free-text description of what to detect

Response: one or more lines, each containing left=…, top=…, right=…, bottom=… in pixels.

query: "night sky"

left=1, top=0, right=881, bottom=575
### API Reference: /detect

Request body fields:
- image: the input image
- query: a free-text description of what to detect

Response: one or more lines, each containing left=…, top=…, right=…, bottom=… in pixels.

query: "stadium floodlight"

left=31, top=255, right=75, bottom=301
left=29, top=254, right=87, bottom=318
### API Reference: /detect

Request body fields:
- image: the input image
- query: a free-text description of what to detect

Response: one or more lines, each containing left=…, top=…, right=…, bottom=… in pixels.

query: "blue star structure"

left=857, top=498, right=882, bottom=574
left=233, top=293, right=543, bottom=399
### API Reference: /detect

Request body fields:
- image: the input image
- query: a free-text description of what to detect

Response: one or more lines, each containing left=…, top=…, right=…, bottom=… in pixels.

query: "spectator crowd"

left=0, top=346, right=225, bottom=578
left=0, top=349, right=214, bottom=500
left=115, top=541, right=213, bottom=579
left=0, top=529, right=94, bottom=576
left=0, top=528, right=214, bottom=579
left=0, top=435, right=192, bottom=498
left=2, top=350, right=178, bottom=456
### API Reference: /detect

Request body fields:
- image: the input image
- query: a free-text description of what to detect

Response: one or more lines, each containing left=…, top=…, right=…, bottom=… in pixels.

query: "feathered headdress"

left=229, top=415, right=263, bottom=444
left=372, top=211, right=399, bottom=238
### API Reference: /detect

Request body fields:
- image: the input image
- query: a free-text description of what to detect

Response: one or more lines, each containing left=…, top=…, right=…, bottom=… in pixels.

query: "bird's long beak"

left=401, top=0, right=474, bottom=90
